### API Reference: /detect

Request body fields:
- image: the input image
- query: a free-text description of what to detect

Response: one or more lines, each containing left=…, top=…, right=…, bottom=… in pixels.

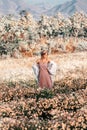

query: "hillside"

left=0, top=0, right=52, bottom=18
left=0, top=0, right=87, bottom=18
left=47, top=0, right=87, bottom=16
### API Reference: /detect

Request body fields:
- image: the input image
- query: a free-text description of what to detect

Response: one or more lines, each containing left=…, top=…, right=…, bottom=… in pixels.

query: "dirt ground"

left=0, top=51, right=87, bottom=82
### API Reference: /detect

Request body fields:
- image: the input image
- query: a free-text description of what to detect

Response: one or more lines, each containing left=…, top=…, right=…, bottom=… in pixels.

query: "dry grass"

left=0, top=51, right=87, bottom=129
left=0, top=51, right=87, bottom=82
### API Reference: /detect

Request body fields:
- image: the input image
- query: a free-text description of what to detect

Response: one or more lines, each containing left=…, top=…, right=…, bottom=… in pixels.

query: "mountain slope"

left=0, top=0, right=87, bottom=18
left=0, top=0, right=26, bottom=14
left=0, top=0, right=52, bottom=18
left=46, top=0, right=87, bottom=16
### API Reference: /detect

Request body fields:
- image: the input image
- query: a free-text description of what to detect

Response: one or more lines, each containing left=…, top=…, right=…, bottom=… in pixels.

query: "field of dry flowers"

left=0, top=51, right=87, bottom=82
left=0, top=51, right=87, bottom=130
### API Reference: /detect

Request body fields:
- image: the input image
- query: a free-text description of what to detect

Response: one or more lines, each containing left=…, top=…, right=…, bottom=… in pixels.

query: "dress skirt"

left=38, top=62, right=52, bottom=88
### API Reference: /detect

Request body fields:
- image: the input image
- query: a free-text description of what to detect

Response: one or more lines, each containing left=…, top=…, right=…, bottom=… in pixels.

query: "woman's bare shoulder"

left=47, top=58, right=51, bottom=63
left=36, top=59, right=41, bottom=63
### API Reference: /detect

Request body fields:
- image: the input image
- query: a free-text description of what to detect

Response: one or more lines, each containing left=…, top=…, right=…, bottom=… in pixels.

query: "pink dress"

left=38, top=62, right=52, bottom=88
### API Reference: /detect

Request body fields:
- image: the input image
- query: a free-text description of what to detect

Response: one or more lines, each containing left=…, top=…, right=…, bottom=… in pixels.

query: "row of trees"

left=38, top=12, right=87, bottom=38
left=0, top=11, right=87, bottom=56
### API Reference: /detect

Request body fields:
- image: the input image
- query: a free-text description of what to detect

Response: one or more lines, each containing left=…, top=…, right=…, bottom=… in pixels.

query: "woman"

left=32, top=50, right=57, bottom=88
left=36, top=50, right=52, bottom=88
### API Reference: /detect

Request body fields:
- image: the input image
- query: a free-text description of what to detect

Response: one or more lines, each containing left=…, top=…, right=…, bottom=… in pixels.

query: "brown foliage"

left=0, top=78, right=87, bottom=129
left=21, top=50, right=33, bottom=57
left=66, top=44, right=76, bottom=53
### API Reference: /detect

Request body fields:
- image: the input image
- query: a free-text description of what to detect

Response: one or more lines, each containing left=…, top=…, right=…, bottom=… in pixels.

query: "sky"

left=26, top=0, right=71, bottom=6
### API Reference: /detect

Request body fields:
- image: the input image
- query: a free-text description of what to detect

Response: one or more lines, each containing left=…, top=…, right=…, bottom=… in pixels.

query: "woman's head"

left=41, top=50, right=48, bottom=58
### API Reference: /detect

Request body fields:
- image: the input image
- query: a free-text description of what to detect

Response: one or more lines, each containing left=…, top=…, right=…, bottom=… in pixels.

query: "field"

left=0, top=9, right=87, bottom=129
left=0, top=51, right=87, bottom=82
left=0, top=51, right=87, bottom=129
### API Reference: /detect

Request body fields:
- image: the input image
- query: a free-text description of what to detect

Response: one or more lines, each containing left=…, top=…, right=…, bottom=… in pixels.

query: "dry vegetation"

left=0, top=51, right=87, bottom=82
left=0, top=78, right=87, bottom=130
left=0, top=51, right=87, bottom=130
left=0, top=11, right=87, bottom=129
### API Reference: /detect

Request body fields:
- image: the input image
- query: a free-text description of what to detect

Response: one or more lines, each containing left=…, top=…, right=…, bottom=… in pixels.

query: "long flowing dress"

left=38, top=62, right=52, bottom=88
